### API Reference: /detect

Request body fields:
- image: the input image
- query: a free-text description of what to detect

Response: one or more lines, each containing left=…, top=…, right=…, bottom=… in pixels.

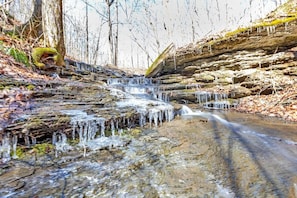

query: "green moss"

left=33, top=143, right=54, bottom=155
left=120, top=128, right=142, bottom=138
left=225, top=27, right=249, bottom=38
left=57, top=116, right=71, bottom=124
left=0, top=86, right=10, bottom=91
left=7, top=47, right=30, bottom=67
left=26, top=84, right=35, bottom=90
left=0, top=41, right=5, bottom=52
left=68, top=139, right=79, bottom=146
left=26, top=118, right=45, bottom=129
left=14, top=147, right=25, bottom=158
left=130, top=128, right=142, bottom=137
left=32, top=47, right=64, bottom=69
left=145, top=43, right=174, bottom=77
left=254, top=16, right=297, bottom=28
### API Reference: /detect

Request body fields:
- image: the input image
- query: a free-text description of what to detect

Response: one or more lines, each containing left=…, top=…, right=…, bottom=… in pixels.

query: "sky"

left=4, top=0, right=287, bottom=69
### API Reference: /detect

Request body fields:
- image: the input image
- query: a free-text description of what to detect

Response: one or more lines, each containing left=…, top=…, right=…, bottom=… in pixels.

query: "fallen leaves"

left=236, top=84, right=297, bottom=122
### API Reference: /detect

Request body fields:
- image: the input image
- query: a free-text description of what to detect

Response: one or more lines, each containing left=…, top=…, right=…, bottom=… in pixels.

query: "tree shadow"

left=208, top=113, right=285, bottom=197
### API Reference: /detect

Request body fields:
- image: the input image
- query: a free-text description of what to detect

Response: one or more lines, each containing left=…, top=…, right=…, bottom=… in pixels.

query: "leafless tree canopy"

left=1, top=0, right=287, bottom=69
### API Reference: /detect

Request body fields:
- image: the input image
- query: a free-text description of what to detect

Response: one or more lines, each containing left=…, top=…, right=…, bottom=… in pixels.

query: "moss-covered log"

left=32, top=47, right=64, bottom=69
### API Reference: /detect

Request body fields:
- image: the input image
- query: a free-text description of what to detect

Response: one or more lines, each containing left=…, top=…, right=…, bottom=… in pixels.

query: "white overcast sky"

left=6, top=0, right=287, bottom=68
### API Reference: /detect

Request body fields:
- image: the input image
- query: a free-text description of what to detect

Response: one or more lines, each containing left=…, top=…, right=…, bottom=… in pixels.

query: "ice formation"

left=0, top=135, right=11, bottom=163
left=195, top=91, right=235, bottom=109
left=52, top=132, right=72, bottom=157
left=110, top=77, right=175, bottom=127
left=58, top=109, right=127, bottom=156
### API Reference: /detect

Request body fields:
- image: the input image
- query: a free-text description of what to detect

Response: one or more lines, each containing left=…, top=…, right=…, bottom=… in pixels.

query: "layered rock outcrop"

left=145, top=0, right=297, bottom=120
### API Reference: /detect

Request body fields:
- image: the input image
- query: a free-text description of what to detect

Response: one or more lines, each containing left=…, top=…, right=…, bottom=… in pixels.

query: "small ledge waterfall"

left=0, top=76, right=239, bottom=161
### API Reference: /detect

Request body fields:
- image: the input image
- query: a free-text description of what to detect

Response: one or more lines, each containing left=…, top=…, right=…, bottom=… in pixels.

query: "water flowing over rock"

left=1, top=1, right=297, bottom=197
left=1, top=72, right=181, bottom=162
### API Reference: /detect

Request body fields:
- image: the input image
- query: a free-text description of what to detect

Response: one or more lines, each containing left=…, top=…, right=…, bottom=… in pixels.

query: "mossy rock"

left=32, top=47, right=64, bottom=69
left=25, top=117, right=45, bottom=130
left=32, top=143, right=54, bottom=155
left=145, top=43, right=174, bottom=77
left=26, top=84, right=35, bottom=90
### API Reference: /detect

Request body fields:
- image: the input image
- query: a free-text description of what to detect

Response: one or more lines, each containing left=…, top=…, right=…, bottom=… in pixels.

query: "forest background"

left=4, top=0, right=287, bottom=70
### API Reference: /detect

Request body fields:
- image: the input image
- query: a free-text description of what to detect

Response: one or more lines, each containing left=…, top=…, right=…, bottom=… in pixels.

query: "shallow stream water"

left=1, top=109, right=297, bottom=197
left=1, top=77, right=297, bottom=197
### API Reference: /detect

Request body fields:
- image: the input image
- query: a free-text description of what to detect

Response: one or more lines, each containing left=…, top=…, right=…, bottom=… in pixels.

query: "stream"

left=0, top=77, right=297, bottom=197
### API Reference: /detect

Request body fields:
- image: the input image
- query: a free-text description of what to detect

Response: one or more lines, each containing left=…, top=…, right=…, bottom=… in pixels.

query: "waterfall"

left=111, top=77, right=175, bottom=128
left=108, top=77, right=162, bottom=101
left=181, top=105, right=194, bottom=115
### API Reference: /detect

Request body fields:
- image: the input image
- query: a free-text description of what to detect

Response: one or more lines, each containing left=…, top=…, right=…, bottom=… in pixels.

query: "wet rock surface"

left=1, top=2, right=297, bottom=197
left=1, top=112, right=297, bottom=197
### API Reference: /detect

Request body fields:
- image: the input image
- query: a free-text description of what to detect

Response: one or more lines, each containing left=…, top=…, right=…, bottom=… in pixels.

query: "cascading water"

left=107, top=77, right=160, bottom=99
left=0, top=77, right=176, bottom=162
left=195, top=91, right=235, bottom=109
left=58, top=77, right=174, bottom=156
left=1, top=77, right=297, bottom=197
left=108, top=77, right=174, bottom=127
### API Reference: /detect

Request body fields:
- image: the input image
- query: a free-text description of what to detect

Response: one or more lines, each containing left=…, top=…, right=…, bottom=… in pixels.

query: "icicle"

left=12, top=135, right=18, bottom=159
left=138, top=109, right=147, bottom=127
left=31, top=136, right=37, bottom=146
left=78, top=122, right=84, bottom=145
left=53, top=132, right=71, bottom=157
left=0, top=135, right=11, bottom=162
left=115, top=120, right=119, bottom=134
left=72, top=122, right=76, bottom=140
left=118, top=129, right=123, bottom=136
left=153, top=112, right=158, bottom=127
left=158, top=111, right=163, bottom=126
left=149, top=110, right=153, bottom=128
left=99, top=119, right=105, bottom=137
left=285, top=22, right=288, bottom=31
left=111, top=120, right=115, bottom=136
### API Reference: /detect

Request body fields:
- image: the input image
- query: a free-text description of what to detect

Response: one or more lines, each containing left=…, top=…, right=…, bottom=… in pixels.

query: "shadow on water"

left=207, top=111, right=297, bottom=197
left=208, top=116, right=244, bottom=197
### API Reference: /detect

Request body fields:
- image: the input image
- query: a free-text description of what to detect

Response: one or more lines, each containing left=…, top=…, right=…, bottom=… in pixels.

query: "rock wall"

left=145, top=0, right=297, bottom=119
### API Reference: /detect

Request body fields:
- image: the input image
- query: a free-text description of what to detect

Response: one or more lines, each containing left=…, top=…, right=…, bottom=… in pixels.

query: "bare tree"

left=85, top=0, right=89, bottom=62
left=114, top=0, right=118, bottom=66
left=42, top=0, right=65, bottom=66
left=105, top=0, right=115, bottom=65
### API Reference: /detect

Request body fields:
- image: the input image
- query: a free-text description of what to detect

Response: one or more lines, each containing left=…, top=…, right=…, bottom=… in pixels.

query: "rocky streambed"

left=1, top=57, right=297, bottom=197
left=1, top=42, right=297, bottom=197
left=1, top=1, right=297, bottom=197
left=1, top=110, right=297, bottom=197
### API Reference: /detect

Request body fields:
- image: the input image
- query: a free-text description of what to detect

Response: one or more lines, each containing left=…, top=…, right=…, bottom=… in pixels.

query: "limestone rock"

left=193, top=72, right=215, bottom=83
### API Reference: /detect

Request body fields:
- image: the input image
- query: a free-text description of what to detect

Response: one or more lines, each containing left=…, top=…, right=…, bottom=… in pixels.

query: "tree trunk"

left=42, top=0, right=65, bottom=66
left=106, top=0, right=114, bottom=65
left=23, top=0, right=42, bottom=39
left=85, top=1, right=89, bottom=63
left=114, top=0, right=119, bottom=66
left=1, top=0, right=42, bottom=39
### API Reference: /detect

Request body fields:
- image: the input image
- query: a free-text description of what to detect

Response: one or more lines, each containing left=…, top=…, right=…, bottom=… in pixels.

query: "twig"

left=0, top=0, right=14, bottom=8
